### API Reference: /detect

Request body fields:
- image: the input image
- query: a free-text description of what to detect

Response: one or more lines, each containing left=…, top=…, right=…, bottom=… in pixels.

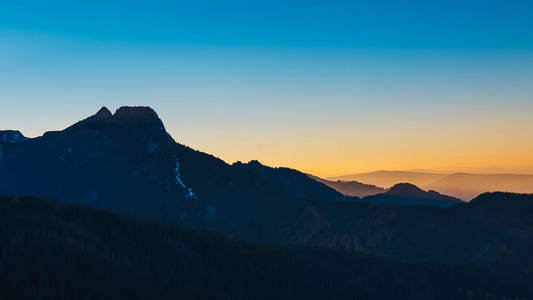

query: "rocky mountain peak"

left=112, top=106, right=163, bottom=127
left=94, top=106, right=112, bottom=119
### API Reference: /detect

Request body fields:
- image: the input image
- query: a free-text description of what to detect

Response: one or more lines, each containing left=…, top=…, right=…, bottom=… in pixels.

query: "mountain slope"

left=307, top=175, right=385, bottom=197
left=1, top=195, right=531, bottom=300
left=0, top=106, right=202, bottom=223
left=0, top=130, right=28, bottom=143
left=234, top=161, right=354, bottom=203
left=286, top=192, right=533, bottom=276
left=0, top=106, right=354, bottom=242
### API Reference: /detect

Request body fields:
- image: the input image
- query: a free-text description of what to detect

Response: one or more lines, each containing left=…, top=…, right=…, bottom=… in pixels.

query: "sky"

left=1, top=0, right=533, bottom=177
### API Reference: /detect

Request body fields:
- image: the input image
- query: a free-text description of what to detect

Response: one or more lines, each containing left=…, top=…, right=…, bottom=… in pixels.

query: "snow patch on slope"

left=175, top=159, right=197, bottom=199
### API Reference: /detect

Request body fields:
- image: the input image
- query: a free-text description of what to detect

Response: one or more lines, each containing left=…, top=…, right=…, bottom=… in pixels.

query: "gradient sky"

left=1, top=1, right=533, bottom=177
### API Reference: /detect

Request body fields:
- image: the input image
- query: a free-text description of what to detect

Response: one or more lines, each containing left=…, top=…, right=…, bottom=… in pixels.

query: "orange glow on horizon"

left=168, top=109, right=533, bottom=178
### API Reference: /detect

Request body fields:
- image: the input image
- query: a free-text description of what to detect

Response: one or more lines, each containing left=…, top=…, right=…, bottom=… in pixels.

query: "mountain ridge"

left=358, top=182, right=462, bottom=207
left=307, top=175, right=386, bottom=197
left=0, top=130, right=28, bottom=143
left=329, top=170, right=533, bottom=200
left=1, top=106, right=533, bottom=277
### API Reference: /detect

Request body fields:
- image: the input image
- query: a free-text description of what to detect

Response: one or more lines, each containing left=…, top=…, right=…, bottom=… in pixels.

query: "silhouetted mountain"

left=330, top=170, right=533, bottom=200
left=92, top=106, right=113, bottom=119
left=1, top=195, right=531, bottom=300
left=386, top=182, right=433, bottom=196
left=330, top=170, right=446, bottom=189
left=0, top=106, right=354, bottom=243
left=234, top=160, right=353, bottom=202
left=307, top=175, right=385, bottom=197
left=358, top=183, right=462, bottom=207
left=469, top=192, right=533, bottom=213
left=0, top=106, right=201, bottom=224
left=286, top=192, right=533, bottom=276
left=0, top=130, right=28, bottom=143
left=2, top=106, right=533, bottom=277
left=427, top=173, right=533, bottom=200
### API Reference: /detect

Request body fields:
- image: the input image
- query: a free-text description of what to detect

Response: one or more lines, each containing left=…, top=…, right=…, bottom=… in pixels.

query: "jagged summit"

left=94, top=106, right=112, bottom=119
left=246, top=160, right=263, bottom=167
left=112, top=106, right=163, bottom=127
left=57, top=106, right=168, bottom=147
left=233, top=160, right=265, bottom=168
left=73, top=106, right=165, bottom=130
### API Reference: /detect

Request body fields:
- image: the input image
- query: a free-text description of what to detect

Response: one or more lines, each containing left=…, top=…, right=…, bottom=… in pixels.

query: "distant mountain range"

left=330, top=170, right=533, bottom=200
left=308, top=175, right=386, bottom=197
left=309, top=175, right=460, bottom=207
left=1, top=106, right=533, bottom=277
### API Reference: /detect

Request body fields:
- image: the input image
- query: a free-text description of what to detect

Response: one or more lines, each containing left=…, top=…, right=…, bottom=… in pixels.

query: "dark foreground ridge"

left=1, top=195, right=531, bottom=300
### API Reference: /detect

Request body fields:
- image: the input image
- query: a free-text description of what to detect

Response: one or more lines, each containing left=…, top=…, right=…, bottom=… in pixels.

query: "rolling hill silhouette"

left=307, top=174, right=385, bottom=197
left=360, top=183, right=462, bottom=207
left=330, top=170, right=533, bottom=200
left=309, top=176, right=461, bottom=207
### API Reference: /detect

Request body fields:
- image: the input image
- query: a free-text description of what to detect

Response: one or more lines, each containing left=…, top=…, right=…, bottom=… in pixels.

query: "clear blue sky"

left=1, top=1, right=533, bottom=176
